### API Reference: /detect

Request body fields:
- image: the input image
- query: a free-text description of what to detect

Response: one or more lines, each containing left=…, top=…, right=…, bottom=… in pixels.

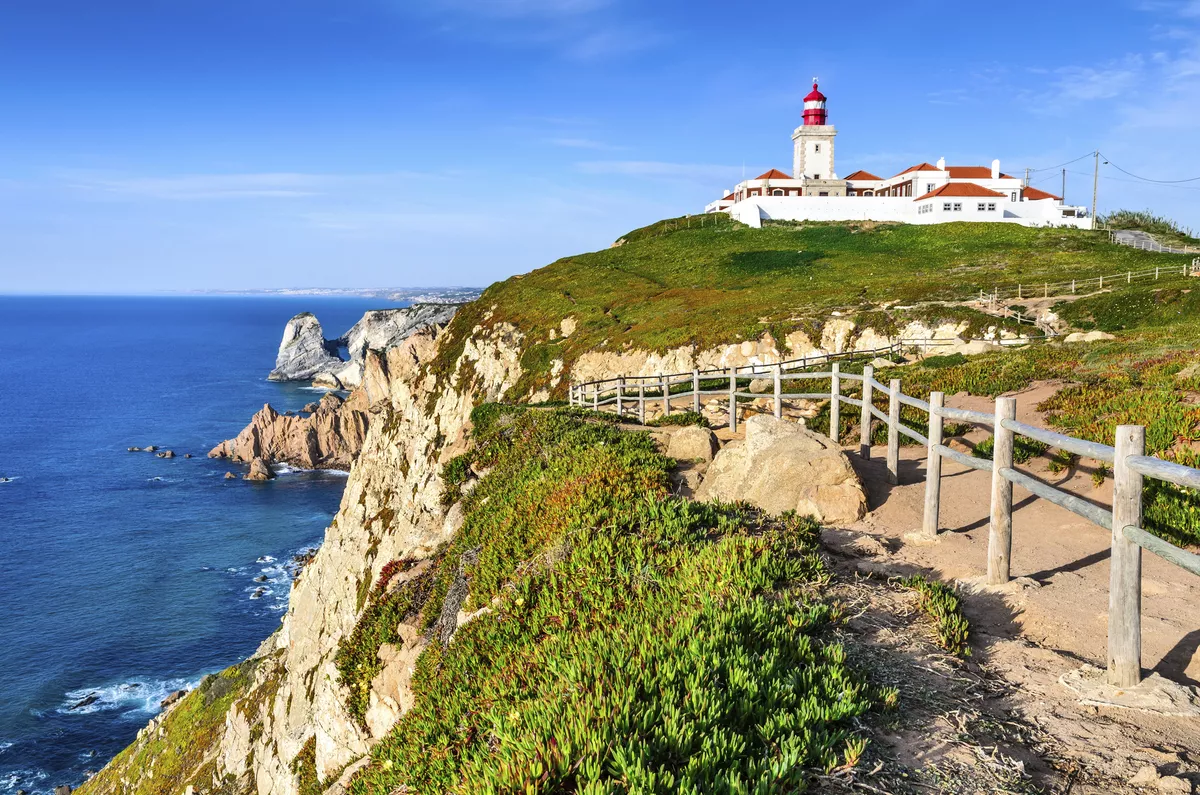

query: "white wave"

left=298, top=385, right=335, bottom=392
left=0, top=768, right=47, bottom=792
left=0, top=476, right=18, bottom=484
left=256, top=555, right=276, bottom=563
left=58, top=674, right=204, bottom=717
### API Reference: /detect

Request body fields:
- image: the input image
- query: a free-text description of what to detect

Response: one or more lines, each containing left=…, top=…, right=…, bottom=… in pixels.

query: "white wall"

left=727, top=196, right=1090, bottom=229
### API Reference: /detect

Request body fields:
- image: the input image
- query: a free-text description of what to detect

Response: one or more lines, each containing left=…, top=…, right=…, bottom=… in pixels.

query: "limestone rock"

left=245, top=458, right=274, bottom=481
left=696, top=415, right=866, bottom=523
left=665, top=426, right=719, bottom=463
left=209, top=390, right=369, bottom=471
left=268, top=313, right=343, bottom=382
left=364, top=634, right=426, bottom=738
left=342, top=305, right=458, bottom=363
left=1065, top=330, right=1116, bottom=343
left=224, top=471, right=236, bottom=480
left=160, top=690, right=187, bottom=710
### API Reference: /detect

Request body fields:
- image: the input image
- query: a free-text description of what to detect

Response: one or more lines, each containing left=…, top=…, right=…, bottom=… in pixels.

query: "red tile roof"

left=914, top=182, right=1007, bottom=201
left=844, top=170, right=883, bottom=181
left=1022, top=186, right=1062, bottom=201
left=893, top=162, right=942, bottom=177
left=754, top=168, right=793, bottom=180
left=946, top=166, right=993, bottom=179
left=720, top=194, right=736, bottom=202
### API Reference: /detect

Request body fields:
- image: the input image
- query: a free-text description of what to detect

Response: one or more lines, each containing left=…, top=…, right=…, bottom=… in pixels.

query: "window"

left=864, top=190, right=874, bottom=196
left=943, top=202, right=952, bottom=211
left=813, top=173, right=820, bottom=179
left=953, top=203, right=962, bottom=212
left=772, top=189, right=784, bottom=196
left=814, top=143, right=821, bottom=153
left=977, top=203, right=986, bottom=211
left=926, top=183, right=934, bottom=194
left=819, top=191, right=829, bottom=196
left=987, top=203, right=996, bottom=211
left=1011, top=192, right=1018, bottom=201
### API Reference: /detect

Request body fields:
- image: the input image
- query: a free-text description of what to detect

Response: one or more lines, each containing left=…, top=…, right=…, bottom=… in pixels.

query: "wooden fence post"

left=692, top=369, right=701, bottom=414
left=1071, top=279, right=1076, bottom=294
left=830, top=363, right=841, bottom=444
left=728, top=368, right=738, bottom=432
left=569, top=384, right=575, bottom=406
left=860, top=365, right=874, bottom=459
left=773, top=363, right=782, bottom=419
left=1109, top=425, right=1145, bottom=688
left=592, top=385, right=599, bottom=411
left=616, top=377, right=624, bottom=418
left=659, top=372, right=668, bottom=417
left=921, top=392, right=945, bottom=540
left=988, top=397, right=1017, bottom=585
left=638, top=383, right=646, bottom=425
left=887, top=379, right=901, bottom=484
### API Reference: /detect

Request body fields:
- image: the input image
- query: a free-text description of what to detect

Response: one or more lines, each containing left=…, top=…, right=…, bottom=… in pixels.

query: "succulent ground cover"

left=345, top=406, right=895, bottom=793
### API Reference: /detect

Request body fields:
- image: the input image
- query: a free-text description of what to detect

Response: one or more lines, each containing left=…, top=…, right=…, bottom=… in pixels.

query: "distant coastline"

left=179, top=286, right=483, bottom=304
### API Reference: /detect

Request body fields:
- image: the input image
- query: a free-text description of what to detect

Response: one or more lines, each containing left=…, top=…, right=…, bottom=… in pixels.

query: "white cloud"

left=547, top=137, right=623, bottom=150
left=57, top=171, right=428, bottom=201
left=1049, top=55, right=1145, bottom=103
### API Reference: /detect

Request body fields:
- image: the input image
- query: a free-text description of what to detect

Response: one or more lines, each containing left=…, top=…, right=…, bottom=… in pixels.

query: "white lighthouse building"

left=706, top=81, right=1090, bottom=228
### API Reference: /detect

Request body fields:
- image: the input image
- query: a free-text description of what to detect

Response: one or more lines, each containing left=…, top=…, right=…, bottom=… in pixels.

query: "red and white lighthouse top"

left=802, top=80, right=827, bottom=126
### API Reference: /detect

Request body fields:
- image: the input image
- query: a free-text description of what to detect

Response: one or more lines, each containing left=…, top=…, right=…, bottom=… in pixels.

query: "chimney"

left=991, top=159, right=1001, bottom=179
left=936, top=157, right=946, bottom=170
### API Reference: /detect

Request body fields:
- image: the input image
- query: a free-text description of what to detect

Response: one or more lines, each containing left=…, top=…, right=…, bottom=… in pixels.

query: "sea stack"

left=267, top=313, right=343, bottom=382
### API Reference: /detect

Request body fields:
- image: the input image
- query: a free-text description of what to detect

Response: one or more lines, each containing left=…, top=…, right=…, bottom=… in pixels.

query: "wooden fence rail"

left=571, top=361, right=1200, bottom=690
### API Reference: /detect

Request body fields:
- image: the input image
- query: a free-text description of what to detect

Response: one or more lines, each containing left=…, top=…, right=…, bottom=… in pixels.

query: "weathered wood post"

left=1127, top=271, right=1132, bottom=283
left=569, top=384, right=575, bottom=406
left=728, top=368, right=738, bottom=432
left=1099, top=275, right=1104, bottom=289
left=638, top=382, right=646, bottom=425
left=1156, top=266, right=1160, bottom=280
left=692, top=369, right=701, bottom=414
left=1071, top=279, right=1076, bottom=294
left=987, top=397, right=1017, bottom=585
left=860, top=365, right=874, bottom=459
left=1109, top=425, right=1145, bottom=688
left=829, top=363, right=841, bottom=444
left=921, top=392, right=945, bottom=540
left=659, top=372, right=667, bottom=417
left=887, top=378, right=901, bottom=484
left=773, top=363, right=782, bottom=419
left=616, top=377, right=624, bottom=418
left=592, top=384, right=599, bottom=411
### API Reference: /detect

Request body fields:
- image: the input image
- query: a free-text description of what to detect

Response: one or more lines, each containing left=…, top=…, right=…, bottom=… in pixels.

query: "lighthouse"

left=792, top=79, right=837, bottom=184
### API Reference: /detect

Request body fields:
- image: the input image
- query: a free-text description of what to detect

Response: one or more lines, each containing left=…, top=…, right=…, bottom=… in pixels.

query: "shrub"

left=972, top=435, right=1049, bottom=464
left=438, top=453, right=474, bottom=508
left=898, top=576, right=971, bottom=656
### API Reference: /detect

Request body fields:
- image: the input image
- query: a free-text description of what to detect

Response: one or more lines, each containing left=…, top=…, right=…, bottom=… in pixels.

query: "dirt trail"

left=824, top=380, right=1200, bottom=793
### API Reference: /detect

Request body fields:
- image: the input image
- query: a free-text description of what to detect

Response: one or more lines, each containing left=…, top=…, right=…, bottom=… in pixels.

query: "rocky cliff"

left=208, top=391, right=370, bottom=472
left=270, top=304, right=458, bottom=389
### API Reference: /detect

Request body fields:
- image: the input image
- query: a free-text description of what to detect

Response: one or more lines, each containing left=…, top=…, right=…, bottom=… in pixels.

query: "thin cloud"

left=58, top=171, right=430, bottom=201
left=428, top=0, right=610, bottom=18
left=577, top=160, right=743, bottom=184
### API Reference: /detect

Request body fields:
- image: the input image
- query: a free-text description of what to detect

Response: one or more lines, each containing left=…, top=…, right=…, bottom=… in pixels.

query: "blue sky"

left=2, top=0, right=1200, bottom=293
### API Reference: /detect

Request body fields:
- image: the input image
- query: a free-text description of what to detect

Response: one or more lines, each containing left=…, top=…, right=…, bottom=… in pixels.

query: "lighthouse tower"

left=792, top=80, right=837, bottom=182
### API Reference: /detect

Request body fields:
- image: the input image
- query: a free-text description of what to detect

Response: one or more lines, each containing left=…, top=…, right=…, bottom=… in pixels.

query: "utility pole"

left=1091, top=150, right=1100, bottom=231
left=1024, top=167, right=1030, bottom=188
left=1062, top=168, right=1067, bottom=203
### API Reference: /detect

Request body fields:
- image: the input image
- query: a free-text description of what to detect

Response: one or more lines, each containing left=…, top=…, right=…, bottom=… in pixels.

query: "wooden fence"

left=571, top=361, right=1200, bottom=690
left=977, top=261, right=1198, bottom=304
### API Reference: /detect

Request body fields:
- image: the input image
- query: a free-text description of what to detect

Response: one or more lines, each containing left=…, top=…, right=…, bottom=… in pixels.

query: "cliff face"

left=268, top=313, right=343, bottom=382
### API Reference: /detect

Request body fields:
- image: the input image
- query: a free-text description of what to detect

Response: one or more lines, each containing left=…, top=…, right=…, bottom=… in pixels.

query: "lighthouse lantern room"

left=791, top=79, right=838, bottom=187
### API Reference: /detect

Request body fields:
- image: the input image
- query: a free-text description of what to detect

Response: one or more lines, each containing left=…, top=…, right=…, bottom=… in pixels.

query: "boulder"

left=696, top=415, right=866, bottom=524
left=1065, top=330, right=1115, bottom=343
left=160, top=690, right=187, bottom=710
left=245, top=458, right=274, bottom=482
left=157, top=450, right=175, bottom=459
left=224, top=471, right=237, bottom=480
left=184, top=453, right=192, bottom=458
left=748, top=378, right=772, bottom=394
left=665, top=426, right=720, bottom=463
left=54, top=787, right=71, bottom=795
left=267, top=313, right=343, bottom=382
left=144, top=445, right=158, bottom=452
left=127, top=446, right=141, bottom=452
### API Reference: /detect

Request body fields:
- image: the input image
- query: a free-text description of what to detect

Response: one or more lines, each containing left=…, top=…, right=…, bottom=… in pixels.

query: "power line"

left=1098, top=152, right=1200, bottom=185
left=1025, top=151, right=1095, bottom=174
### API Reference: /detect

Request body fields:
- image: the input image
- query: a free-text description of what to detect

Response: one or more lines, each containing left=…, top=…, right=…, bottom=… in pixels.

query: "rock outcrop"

left=268, top=313, right=343, bottom=382
left=209, top=391, right=369, bottom=471
left=696, top=415, right=867, bottom=524
left=269, top=304, right=459, bottom=388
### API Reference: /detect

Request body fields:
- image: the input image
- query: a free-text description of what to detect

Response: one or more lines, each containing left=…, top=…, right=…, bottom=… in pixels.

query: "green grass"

left=345, top=407, right=892, bottom=793
left=644, top=410, right=710, bottom=428
left=421, top=219, right=1190, bottom=402
left=77, top=657, right=281, bottom=795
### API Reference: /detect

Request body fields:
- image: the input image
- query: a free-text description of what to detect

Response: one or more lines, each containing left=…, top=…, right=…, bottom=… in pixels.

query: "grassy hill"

left=427, top=217, right=1194, bottom=400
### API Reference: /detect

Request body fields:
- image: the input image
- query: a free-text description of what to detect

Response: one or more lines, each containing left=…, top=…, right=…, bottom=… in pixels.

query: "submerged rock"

left=127, top=446, right=141, bottom=452
left=268, top=313, right=344, bottom=382
left=157, top=450, right=175, bottom=459
left=70, top=694, right=98, bottom=711
left=224, top=471, right=236, bottom=480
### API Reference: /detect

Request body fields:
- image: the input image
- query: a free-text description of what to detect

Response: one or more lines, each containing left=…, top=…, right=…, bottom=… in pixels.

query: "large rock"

left=696, top=415, right=866, bottom=523
left=209, top=390, right=369, bottom=471
left=665, top=426, right=719, bottom=462
left=245, top=458, right=274, bottom=481
left=343, top=305, right=459, bottom=363
left=268, top=313, right=344, bottom=382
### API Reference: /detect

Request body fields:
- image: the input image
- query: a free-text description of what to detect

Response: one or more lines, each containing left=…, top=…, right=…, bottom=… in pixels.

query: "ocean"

left=0, top=296, right=397, bottom=793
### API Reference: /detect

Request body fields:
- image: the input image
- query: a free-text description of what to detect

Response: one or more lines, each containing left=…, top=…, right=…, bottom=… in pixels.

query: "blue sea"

left=0, top=296, right=400, bottom=793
